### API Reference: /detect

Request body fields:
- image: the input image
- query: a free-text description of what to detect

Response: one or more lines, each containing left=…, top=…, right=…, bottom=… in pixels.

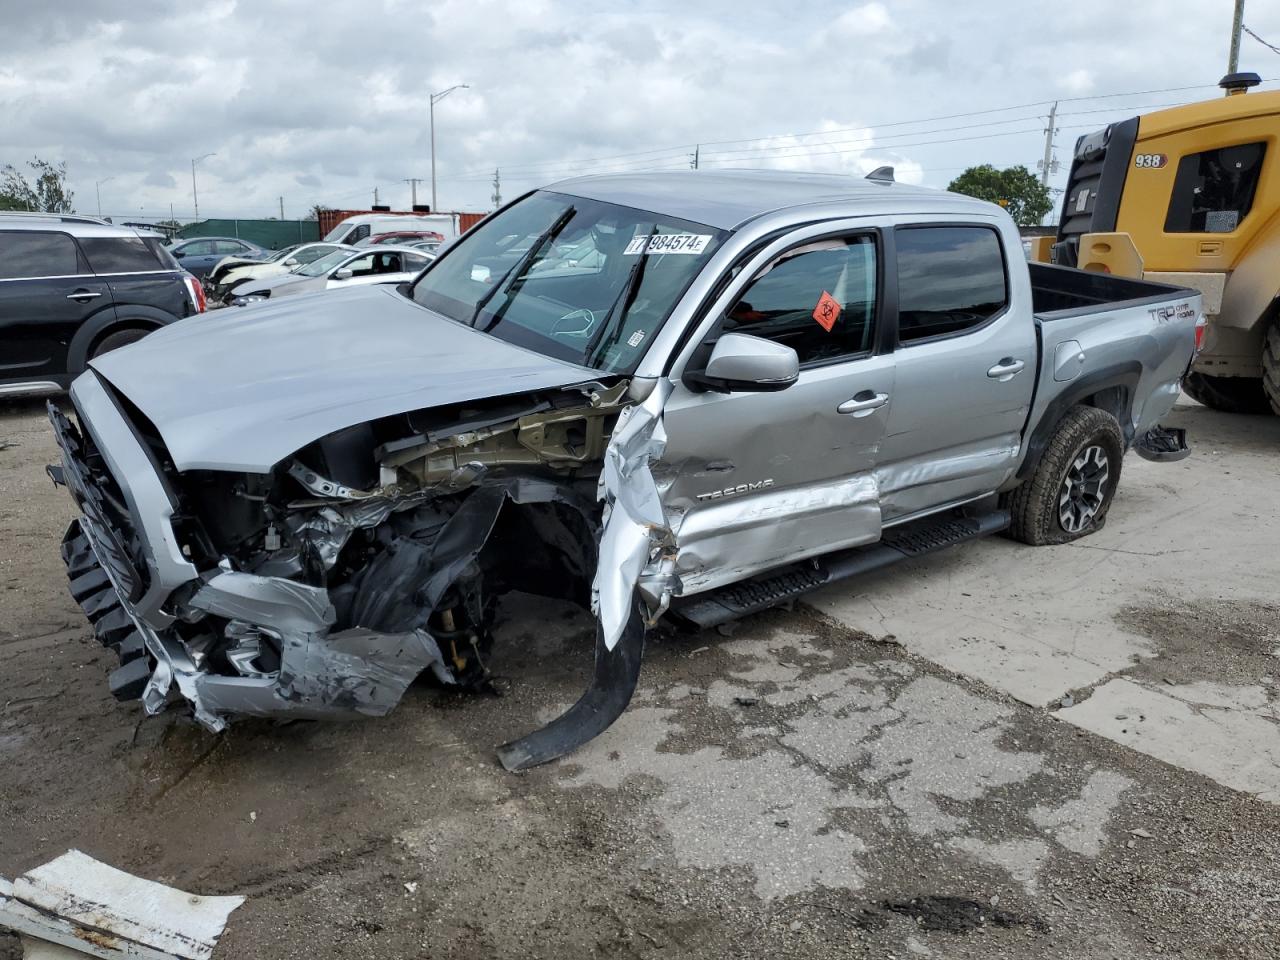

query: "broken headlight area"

left=55, top=380, right=660, bottom=769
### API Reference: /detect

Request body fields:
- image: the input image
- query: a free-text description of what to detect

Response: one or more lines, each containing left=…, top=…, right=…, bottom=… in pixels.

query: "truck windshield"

left=410, top=191, right=728, bottom=373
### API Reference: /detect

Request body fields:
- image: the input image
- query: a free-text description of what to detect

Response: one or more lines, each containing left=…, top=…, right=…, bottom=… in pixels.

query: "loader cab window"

left=722, top=235, right=878, bottom=365
left=1164, top=141, right=1266, bottom=233
left=895, top=226, right=1008, bottom=343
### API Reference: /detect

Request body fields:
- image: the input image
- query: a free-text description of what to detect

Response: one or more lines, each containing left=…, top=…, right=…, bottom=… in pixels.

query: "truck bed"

left=1030, top=262, right=1192, bottom=319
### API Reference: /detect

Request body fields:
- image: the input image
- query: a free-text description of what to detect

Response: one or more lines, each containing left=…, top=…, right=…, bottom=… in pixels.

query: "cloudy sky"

left=2, top=0, right=1278, bottom=222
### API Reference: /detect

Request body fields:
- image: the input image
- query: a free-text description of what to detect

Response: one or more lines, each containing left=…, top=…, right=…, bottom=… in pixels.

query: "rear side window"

left=1164, top=141, right=1266, bottom=233
left=896, top=226, right=1008, bottom=344
left=0, top=231, right=83, bottom=279
left=723, top=235, right=877, bottom=365
left=80, top=236, right=165, bottom=274
left=214, top=239, right=248, bottom=254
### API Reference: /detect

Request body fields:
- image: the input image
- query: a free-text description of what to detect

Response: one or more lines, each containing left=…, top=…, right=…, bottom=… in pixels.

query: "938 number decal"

left=1134, top=153, right=1168, bottom=168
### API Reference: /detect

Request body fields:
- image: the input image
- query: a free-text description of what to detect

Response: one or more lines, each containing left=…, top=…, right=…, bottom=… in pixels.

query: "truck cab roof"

left=547, top=169, right=994, bottom=231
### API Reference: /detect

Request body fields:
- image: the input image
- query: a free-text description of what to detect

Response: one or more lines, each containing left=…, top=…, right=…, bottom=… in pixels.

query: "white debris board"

left=2, top=851, right=244, bottom=960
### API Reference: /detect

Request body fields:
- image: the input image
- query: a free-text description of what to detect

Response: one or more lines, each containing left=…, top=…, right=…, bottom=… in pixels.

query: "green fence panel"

left=177, top=219, right=320, bottom=250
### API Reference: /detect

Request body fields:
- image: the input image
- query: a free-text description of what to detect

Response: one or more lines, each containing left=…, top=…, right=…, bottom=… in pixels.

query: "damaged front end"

left=50, top=373, right=671, bottom=769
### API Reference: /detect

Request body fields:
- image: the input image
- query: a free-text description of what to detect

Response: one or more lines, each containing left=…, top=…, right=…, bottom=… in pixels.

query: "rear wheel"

left=1263, top=322, right=1280, bottom=415
left=1009, top=406, right=1124, bottom=546
left=91, top=328, right=149, bottom=359
left=1182, top=370, right=1271, bottom=414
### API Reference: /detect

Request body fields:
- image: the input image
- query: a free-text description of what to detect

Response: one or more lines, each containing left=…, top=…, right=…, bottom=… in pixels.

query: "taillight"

left=1194, top=314, right=1206, bottom=353
left=184, top=275, right=207, bottom=313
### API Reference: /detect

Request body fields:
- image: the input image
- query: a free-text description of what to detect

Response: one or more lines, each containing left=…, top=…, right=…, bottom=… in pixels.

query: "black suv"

left=0, top=215, right=205, bottom=397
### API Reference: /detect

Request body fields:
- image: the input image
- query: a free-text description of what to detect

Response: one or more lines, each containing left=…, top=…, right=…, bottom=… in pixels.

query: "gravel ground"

left=2, top=396, right=1278, bottom=960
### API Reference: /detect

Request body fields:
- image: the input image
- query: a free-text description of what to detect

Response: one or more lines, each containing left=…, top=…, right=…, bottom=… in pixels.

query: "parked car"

left=358, top=230, right=445, bottom=247
left=46, top=170, right=1198, bottom=772
left=167, top=237, right=271, bottom=278
left=205, top=242, right=353, bottom=301
left=227, top=245, right=432, bottom=304
left=0, top=218, right=204, bottom=396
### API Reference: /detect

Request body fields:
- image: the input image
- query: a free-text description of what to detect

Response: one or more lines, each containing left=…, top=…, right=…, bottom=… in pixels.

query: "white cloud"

left=0, top=0, right=1275, bottom=219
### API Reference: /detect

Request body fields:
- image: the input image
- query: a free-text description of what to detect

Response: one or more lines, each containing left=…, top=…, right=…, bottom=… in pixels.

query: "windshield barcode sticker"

left=624, top=233, right=712, bottom=256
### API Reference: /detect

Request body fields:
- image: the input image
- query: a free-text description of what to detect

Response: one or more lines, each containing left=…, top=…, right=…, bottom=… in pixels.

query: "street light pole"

left=429, top=84, right=469, bottom=212
left=94, top=177, right=114, bottom=219
left=191, top=153, right=215, bottom=219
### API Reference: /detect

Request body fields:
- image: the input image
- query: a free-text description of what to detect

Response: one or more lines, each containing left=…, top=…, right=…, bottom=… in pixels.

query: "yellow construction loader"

left=1029, top=72, right=1280, bottom=413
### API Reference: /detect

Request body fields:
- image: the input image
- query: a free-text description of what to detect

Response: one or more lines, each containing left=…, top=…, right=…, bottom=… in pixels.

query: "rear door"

left=0, top=230, right=112, bottom=388
left=660, top=227, right=893, bottom=595
left=877, top=220, right=1036, bottom=521
left=79, top=235, right=188, bottom=322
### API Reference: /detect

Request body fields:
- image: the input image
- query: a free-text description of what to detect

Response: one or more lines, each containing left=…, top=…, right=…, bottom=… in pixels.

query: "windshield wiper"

left=469, top=206, right=576, bottom=328
left=584, top=225, right=657, bottom=367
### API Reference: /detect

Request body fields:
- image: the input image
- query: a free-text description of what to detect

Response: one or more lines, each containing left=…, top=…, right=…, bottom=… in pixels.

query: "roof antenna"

left=865, top=166, right=895, bottom=183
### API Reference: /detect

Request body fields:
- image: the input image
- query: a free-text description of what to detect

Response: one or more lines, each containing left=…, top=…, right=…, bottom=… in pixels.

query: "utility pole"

left=491, top=168, right=501, bottom=209
left=1228, top=0, right=1246, bottom=73
left=191, top=153, right=215, bottom=219
left=429, top=83, right=470, bottom=212
left=279, top=196, right=284, bottom=219
left=690, top=145, right=700, bottom=170
left=403, top=178, right=424, bottom=207
left=1038, top=101, right=1059, bottom=186
left=373, top=186, right=379, bottom=206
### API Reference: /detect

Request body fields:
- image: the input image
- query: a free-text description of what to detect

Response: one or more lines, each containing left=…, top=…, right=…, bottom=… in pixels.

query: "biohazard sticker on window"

left=624, top=233, right=713, bottom=255
left=812, top=290, right=841, bottom=332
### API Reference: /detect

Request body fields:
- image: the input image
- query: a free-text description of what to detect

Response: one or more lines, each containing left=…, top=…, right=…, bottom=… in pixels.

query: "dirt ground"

left=2, top=395, right=1279, bottom=960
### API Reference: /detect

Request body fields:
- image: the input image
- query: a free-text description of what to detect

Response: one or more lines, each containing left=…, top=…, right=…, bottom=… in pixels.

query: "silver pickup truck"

left=47, top=170, right=1199, bottom=769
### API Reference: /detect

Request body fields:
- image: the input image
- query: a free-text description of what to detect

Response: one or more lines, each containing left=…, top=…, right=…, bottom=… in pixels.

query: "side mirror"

left=685, top=333, right=799, bottom=394
left=172, top=250, right=186, bottom=259
left=283, top=258, right=298, bottom=267
left=333, top=269, right=353, bottom=281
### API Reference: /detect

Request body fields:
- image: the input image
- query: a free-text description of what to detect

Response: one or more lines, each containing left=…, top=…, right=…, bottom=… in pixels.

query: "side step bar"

left=670, top=509, right=1009, bottom=630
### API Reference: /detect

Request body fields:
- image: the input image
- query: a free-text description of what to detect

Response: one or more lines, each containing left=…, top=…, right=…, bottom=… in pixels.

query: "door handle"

left=837, top=391, right=889, bottom=416
left=987, top=358, right=1026, bottom=381
left=66, top=290, right=103, bottom=302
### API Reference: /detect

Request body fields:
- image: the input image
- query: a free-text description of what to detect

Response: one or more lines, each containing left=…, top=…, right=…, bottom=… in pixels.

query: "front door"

left=877, top=222, right=1036, bottom=521
left=659, top=231, right=893, bottom=596
left=0, top=230, right=113, bottom=388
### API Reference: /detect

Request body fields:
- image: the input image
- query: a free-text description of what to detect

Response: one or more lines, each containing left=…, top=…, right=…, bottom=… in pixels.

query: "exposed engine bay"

left=50, top=375, right=673, bottom=770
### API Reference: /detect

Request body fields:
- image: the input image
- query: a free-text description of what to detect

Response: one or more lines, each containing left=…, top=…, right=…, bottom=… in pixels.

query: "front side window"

left=80, top=236, right=165, bottom=274
left=412, top=191, right=727, bottom=374
left=1164, top=141, right=1266, bottom=233
left=177, top=239, right=214, bottom=256
left=721, top=235, right=877, bottom=365
left=349, top=224, right=371, bottom=244
left=896, top=226, right=1008, bottom=344
left=0, top=231, right=82, bottom=279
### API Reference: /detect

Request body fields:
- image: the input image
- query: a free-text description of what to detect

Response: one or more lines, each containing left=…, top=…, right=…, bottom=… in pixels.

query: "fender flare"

left=1016, top=362, right=1141, bottom=482
left=66, top=303, right=179, bottom=374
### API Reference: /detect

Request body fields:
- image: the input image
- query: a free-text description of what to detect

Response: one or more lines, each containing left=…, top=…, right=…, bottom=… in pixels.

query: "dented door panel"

left=657, top=353, right=894, bottom=594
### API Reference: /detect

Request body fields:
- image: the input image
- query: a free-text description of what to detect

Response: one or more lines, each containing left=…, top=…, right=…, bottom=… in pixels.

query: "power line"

left=1244, top=25, right=1280, bottom=56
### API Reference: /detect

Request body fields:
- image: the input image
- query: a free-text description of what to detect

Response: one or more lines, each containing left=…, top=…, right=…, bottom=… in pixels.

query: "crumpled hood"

left=87, top=285, right=602, bottom=473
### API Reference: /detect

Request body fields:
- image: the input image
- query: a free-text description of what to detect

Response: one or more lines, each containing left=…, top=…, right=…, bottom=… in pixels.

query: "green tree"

left=0, top=157, right=75, bottom=212
left=947, top=164, right=1052, bottom=226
